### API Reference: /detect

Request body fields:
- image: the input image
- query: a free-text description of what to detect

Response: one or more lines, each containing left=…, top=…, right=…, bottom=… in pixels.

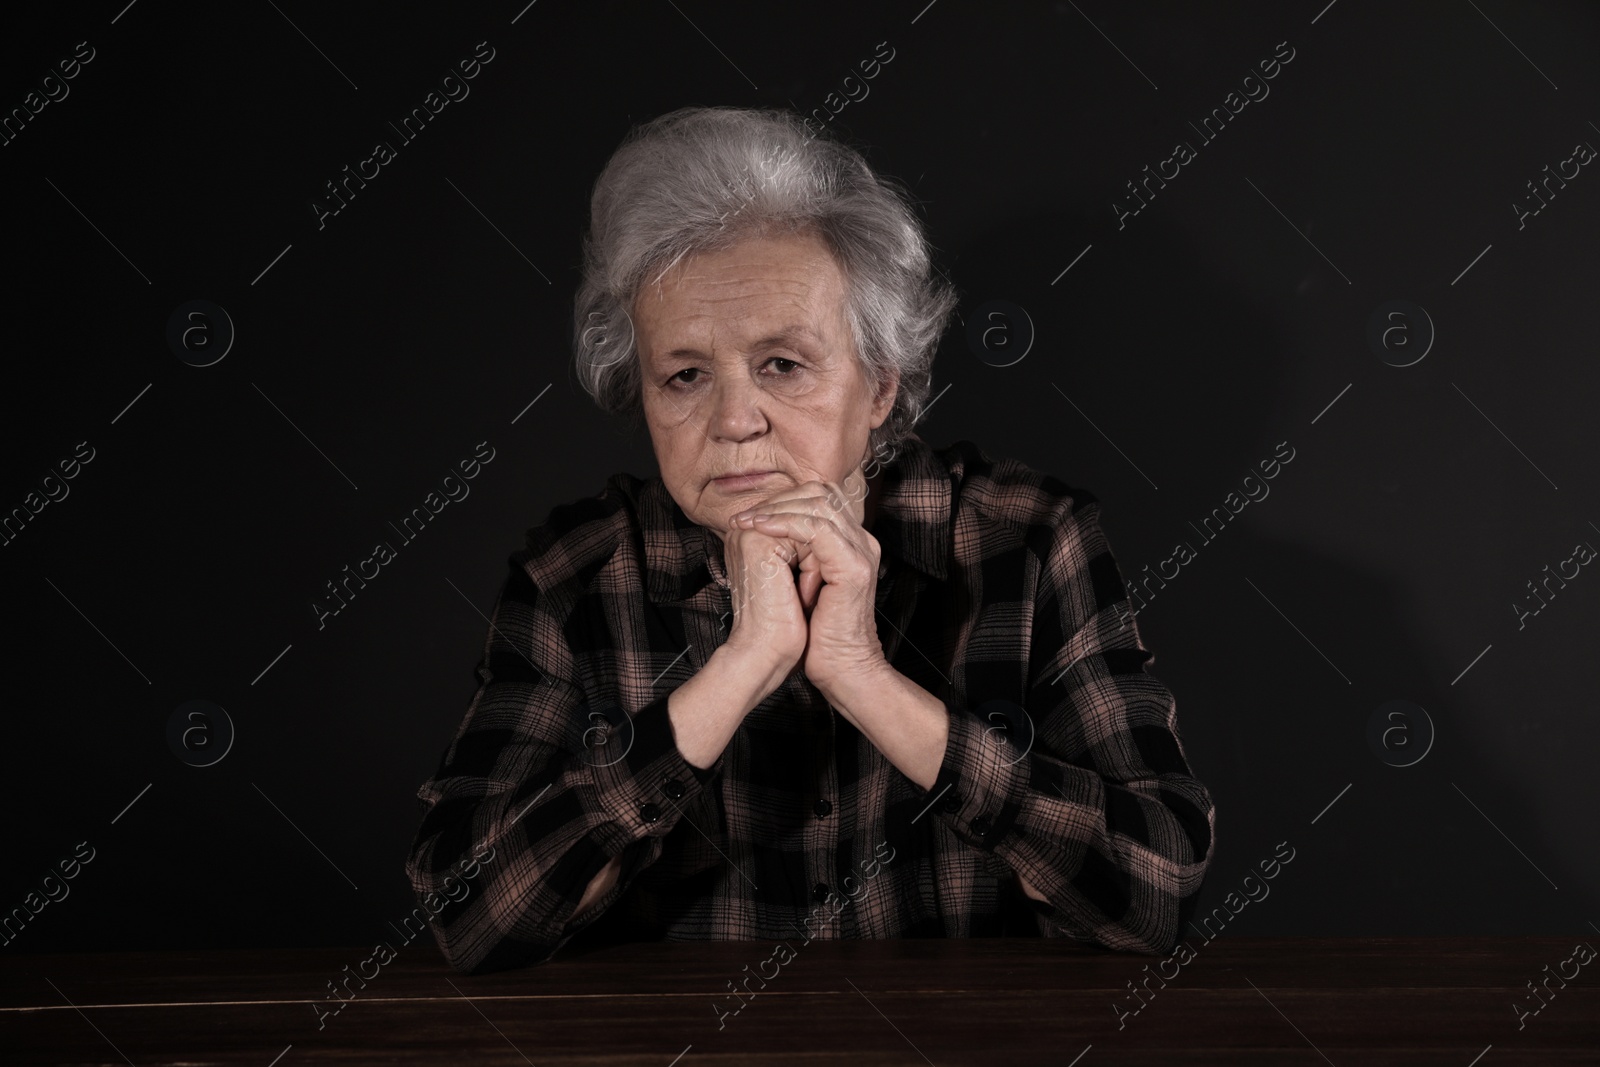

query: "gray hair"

left=571, top=105, right=958, bottom=464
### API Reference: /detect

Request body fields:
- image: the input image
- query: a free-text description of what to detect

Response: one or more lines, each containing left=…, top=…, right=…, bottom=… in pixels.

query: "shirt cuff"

left=588, top=692, right=724, bottom=855
left=920, top=697, right=1032, bottom=852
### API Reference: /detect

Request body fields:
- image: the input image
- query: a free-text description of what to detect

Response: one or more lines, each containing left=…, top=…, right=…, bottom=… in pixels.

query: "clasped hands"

left=721, top=468, right=887, bottom=707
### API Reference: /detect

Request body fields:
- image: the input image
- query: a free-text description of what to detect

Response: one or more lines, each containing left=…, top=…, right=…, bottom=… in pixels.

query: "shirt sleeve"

left=919, top=496, right=1216, bottom=955
left=403, top=554, right=726, bottom=974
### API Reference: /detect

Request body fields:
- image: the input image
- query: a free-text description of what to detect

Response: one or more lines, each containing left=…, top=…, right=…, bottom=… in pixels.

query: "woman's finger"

left=732, top=492, right=830, bottom=524
left=741, top=510, right=877, bottom=584
left=734, top=475, right=869, bottom=527
left=797, top=556, right=823, bottom=613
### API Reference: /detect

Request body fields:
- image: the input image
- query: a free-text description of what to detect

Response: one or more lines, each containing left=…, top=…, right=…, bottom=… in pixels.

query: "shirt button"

left=813, top=882, right=831, bottom=903
left=813, top=799, right=832, bottom=818
left=970, top=814, right=992, bottom=837
left=939, top=791, right=961, bottom=813
left=662, top=778, right=686, bottom=800
left=639, top=803, right=661, bottom=824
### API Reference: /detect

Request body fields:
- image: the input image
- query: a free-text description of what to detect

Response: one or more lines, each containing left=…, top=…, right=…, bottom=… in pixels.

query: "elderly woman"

left=404, top=106, right=1214, bottom=975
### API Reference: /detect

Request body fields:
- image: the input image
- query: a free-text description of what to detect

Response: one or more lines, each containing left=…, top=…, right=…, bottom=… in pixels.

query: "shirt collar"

left=866, top=433, right=951, bottom=583
left=640, top=433, right=952, bottom=605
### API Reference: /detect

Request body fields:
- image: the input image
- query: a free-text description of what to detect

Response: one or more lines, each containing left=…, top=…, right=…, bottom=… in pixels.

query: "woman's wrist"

left=715, top=635, right=799, bottom=699
left=810, top=654, right=894, bottom=712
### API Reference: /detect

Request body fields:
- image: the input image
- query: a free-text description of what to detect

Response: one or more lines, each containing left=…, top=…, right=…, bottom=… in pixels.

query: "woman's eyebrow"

left=749, top=325, right=822, bottom=352
left=659, top=324, right=823, bottom=361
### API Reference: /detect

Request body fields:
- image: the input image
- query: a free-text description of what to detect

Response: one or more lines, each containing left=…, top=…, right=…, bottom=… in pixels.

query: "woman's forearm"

left=566, top=646, right=785, bottom=931
left=824, top=663, right=950, bottom=792
left=667, top=642, right=792, bottom=769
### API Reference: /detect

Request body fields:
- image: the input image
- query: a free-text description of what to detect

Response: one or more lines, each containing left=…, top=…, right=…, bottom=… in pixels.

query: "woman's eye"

left=766, top=358, right=800, bottom=374
left=670, top=368, right=700, bottom=385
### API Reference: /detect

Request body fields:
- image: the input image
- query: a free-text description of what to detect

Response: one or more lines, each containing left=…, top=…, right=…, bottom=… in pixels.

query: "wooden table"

left=2, top=937, right=1595, bottom=1064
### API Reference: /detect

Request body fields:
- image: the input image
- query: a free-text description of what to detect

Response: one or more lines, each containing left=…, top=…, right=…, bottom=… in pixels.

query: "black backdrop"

left=5, top=0, right=1597, bottom=957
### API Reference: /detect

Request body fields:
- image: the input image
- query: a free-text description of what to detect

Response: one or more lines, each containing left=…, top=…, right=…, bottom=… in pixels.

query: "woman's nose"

left=708, top=373, right=767, bottom=441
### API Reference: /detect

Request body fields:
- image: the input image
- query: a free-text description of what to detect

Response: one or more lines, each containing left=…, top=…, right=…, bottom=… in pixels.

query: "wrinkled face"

left=633, top=230, right=898, bottom=541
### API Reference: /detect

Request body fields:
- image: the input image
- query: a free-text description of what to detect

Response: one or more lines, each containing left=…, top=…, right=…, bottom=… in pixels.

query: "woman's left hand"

left=729, top=476, right=887, bottom=701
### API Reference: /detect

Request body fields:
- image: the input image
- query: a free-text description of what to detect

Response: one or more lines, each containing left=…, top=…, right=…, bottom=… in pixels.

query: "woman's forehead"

left=635, top=242, right=851, bottom=358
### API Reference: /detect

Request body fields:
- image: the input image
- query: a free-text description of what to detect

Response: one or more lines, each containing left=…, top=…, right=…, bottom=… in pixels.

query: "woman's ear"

left=870, top=366, right=900, bottom=426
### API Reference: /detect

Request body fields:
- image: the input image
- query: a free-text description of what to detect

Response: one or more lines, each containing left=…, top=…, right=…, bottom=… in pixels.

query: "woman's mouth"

left=711, top=470, right=778, bottom=491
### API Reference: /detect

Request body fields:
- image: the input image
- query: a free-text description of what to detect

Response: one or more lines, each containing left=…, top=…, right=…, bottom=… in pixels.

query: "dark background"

left=5, top=0, right=1597, bottom=959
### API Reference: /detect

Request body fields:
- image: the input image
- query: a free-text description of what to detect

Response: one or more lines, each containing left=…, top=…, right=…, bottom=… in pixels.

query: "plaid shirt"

left=405, top=434, right=1215, bottom=974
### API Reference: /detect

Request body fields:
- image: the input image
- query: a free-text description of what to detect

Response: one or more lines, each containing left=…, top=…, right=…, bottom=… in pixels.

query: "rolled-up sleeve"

left=403, top=554, right=723, bottom=974
left=921, top=497, right=1215, bottom=955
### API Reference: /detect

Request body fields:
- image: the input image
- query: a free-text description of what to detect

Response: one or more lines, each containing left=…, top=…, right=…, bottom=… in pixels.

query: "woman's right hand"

left=721, top=522, right=809, bottom=688
left=665, top=524, right=811, bottom=770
